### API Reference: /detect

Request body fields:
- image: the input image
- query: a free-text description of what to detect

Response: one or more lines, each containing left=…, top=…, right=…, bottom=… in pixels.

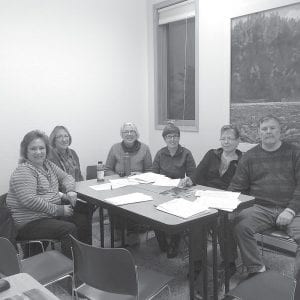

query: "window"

left=154, top=0, right=198, bottom=131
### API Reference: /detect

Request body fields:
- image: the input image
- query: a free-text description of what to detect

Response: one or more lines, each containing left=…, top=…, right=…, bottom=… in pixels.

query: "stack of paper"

left=129, top=172, right=180, bottom=187
left=129, top=172, right=163, bottom=183
left=104, top=192, right=153, bottom=206
left=156, top=198, right=208, bottom=219
left=195, top=190, right=241, bottom=212
left=90, top=178, right=139, bottom=191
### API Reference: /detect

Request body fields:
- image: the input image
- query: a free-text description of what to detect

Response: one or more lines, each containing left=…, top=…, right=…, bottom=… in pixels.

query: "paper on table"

left=194, top=190, right=241, bottom=211
left=129, top=172, right=164, bottom=183
left=104, top=192, right=153, bottom=206
left=156, top=198, right=208, bottom=219
left=152, top=177, right=180, bottom=187
left=194, top=190, right=240, bottom=199
left=109, top=178, right=139, bottom=189
left=90, top=183, right=112, bottom=191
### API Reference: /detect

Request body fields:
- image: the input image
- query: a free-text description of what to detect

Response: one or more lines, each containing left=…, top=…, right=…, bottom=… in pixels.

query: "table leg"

left=211, top=221, right=218, bottom=300
left=110, top=214, right=115, bottom=248
left=188, top=227, right=195, bottom=300
left=99, top=207, right=104, bottom=247
left=121, top=218, right=126, bottom=247
left=202, top=225, right=208, bottom=300
left=223, top=213, right=230, bottom=293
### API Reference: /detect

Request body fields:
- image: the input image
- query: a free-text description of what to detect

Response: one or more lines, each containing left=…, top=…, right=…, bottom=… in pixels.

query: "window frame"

left=153, top=0, right=199, bottom=132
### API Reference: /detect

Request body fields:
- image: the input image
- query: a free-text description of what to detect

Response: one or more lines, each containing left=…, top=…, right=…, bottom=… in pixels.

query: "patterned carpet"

left=46, top=213, right=295, bottom=299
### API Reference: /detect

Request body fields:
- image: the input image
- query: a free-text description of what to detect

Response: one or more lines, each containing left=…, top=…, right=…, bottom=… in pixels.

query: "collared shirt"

left=152, top=145, right=196, bottom=179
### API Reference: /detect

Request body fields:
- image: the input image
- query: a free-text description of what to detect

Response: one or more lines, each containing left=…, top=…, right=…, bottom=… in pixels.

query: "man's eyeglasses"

left=165, top=135, right=179, bottom=140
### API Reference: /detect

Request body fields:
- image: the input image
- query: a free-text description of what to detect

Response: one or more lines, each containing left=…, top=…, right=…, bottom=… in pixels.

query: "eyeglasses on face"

left=220, top=137, right=236, bottom=142
left=165, top=134, right=179, bottom=140
left=56, top=134, right=70, bottom=140
left=122, top=130, right=136, bottom=135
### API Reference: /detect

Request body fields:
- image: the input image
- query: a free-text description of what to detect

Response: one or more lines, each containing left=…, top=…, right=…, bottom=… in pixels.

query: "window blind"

left=158, top=0, right=195, bottom=25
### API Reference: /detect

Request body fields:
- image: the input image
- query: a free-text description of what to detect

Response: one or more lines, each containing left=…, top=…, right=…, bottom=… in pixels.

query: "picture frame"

left=230, top=2, right=300, bottom=144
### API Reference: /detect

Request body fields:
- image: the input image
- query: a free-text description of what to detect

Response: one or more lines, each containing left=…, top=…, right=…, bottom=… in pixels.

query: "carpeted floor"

left=46, top=213, right=295, bottom=299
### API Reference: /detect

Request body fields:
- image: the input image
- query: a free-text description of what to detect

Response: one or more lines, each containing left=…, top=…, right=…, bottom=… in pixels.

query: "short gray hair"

left=120, top=122, right=140, bottom=139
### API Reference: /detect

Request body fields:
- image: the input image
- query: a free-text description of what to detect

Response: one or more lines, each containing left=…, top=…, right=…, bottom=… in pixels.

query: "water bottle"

left=97, top=161, right=105, bottom=182
left=123, top=153, right=131, bottom=176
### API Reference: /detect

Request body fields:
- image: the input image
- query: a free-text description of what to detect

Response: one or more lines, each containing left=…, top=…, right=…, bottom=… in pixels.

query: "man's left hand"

left=276, top=209, right=294, bottom=227
left=66, top=191, right=77, bottom=207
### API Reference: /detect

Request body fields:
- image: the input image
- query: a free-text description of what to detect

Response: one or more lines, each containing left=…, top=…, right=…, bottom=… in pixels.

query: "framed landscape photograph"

left=230, top=2, right=300, bottom=144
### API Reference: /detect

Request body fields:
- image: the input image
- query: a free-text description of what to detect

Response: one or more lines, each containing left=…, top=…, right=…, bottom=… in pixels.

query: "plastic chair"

left=256, top=229, right=297, bottom=256
left=222, top=270, right=299, bottom=300
left=0, top=193, right=59, bottom=255
left=70, top=235, right=173, bottom=300
left=0, top=237, right=73, bottom=286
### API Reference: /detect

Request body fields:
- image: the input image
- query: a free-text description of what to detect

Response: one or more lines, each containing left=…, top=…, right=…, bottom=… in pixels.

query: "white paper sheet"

left=104, top=192, right=153, bottom=206
left=156, top=198, right=208, bottom=219
left=109, top=178, right=139, bottom=189
left=152, top=177, right=180, bottom=187
left=194, top=190, right=241, bottom=211
left=129, top=172, right=164, bottom=183
left=90, top=183, right=112, bottom=191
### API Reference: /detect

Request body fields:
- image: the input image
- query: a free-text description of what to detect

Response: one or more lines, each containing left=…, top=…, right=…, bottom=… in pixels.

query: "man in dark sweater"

left=229, top=115, right=300, bottom=279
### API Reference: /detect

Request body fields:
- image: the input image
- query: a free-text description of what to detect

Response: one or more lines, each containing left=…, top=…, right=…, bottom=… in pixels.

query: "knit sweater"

left=6, top=159, right=75, bottom=228
left=152, top=145, right=196, bottom=179
left=229, top=142, right=300, bottom=213
left=105, top=142, right=152, bottom=176
left=191, top=148, right=242, bottom=190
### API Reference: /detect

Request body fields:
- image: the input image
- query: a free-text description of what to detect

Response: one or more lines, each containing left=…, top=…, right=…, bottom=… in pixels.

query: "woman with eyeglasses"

left=182, top=125, right=242, bottom=189
left=105, top=122, right=152, bottom=244
left=105, top=122, right=152, bottom=176
left=49, top=125, right=92, bottom=245
left=152, top=122, right=196, bottom=258
left=181, top=124, right=242, bottom=278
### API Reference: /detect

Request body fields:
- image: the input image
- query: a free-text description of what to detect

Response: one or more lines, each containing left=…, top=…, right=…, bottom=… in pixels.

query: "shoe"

left=219, top=261, right=237, bottom=277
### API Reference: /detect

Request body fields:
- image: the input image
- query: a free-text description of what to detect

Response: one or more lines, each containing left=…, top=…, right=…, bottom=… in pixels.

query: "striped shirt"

left=7, top=159, right=75, bottom=228
left=229, top=142, right=300, bottom=213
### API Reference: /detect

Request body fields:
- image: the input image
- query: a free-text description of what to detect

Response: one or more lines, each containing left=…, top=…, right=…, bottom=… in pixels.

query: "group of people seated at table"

left=5, top=115, right=300, bottom=282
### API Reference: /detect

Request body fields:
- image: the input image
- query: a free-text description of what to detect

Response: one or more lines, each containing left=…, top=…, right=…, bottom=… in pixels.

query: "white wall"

left=0, top=0, right=148, bottom=194
left=147, top=0, right=299, bottom=163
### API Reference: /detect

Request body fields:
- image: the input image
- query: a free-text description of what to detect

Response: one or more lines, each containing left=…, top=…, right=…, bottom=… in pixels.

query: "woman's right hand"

left=63, top=205, right=74, bottom=216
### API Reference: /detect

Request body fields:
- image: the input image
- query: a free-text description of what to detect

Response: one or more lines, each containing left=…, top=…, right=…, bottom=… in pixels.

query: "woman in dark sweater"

left=153, top=123, right=196, bottom=258
left=182, top=124, right=242, bottom=276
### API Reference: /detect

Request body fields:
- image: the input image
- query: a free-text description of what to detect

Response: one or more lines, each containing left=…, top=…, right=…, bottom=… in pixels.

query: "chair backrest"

left=0, top=193, right=8, bottom=207
left=70, top=235, right=138, bottom=296
left=0, top=194, right=18, bottom=248
left=294, top=275, right=300, bottom=300
left=86, top=165, right=97, bottom=180
left=0, top=237, right=20, bottom=276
